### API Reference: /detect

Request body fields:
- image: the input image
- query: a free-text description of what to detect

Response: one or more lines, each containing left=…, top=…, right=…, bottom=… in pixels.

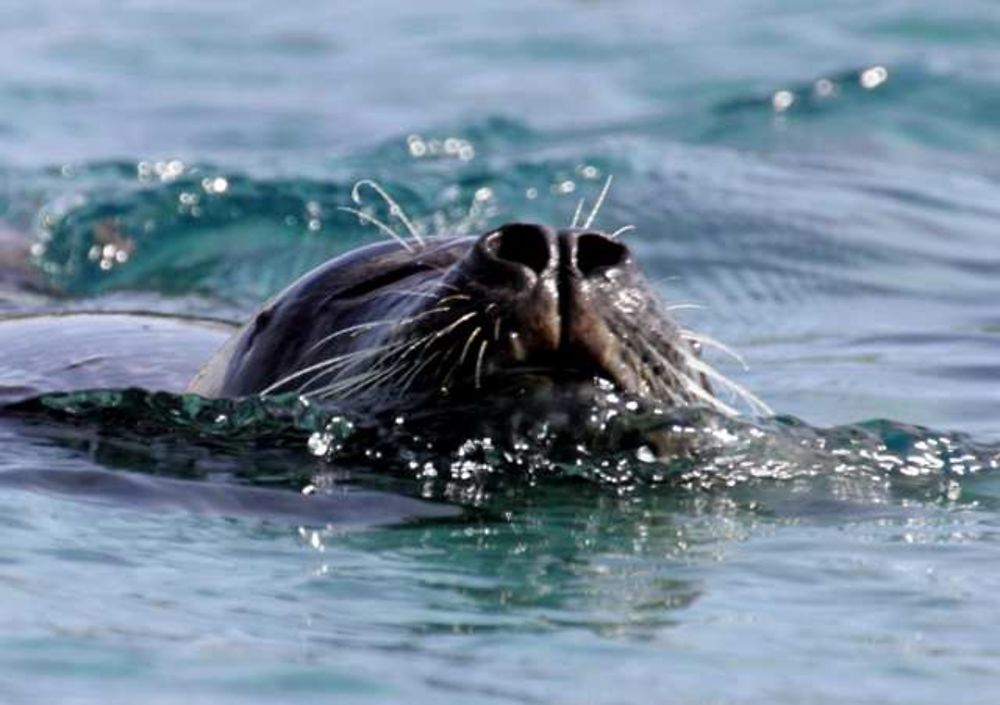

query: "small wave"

left=5, top=388, right=997, bottom=509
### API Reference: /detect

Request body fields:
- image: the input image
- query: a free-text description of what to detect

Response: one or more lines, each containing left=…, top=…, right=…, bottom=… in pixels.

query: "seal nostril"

left=486, top=224, right=551, bottom=275
left=576, top=233, right=628, bottom=277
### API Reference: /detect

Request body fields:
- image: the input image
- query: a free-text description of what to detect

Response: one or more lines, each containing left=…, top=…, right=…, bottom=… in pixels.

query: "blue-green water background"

left=2, top=0, right=1000, bottom=702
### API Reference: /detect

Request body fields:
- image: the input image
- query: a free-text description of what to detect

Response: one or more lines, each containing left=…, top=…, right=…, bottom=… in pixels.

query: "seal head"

left=188, top=223, right=714, bottom=412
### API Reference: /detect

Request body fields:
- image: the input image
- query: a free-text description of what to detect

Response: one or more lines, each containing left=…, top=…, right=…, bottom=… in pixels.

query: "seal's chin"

left=452, top=353, right=632, bottom=404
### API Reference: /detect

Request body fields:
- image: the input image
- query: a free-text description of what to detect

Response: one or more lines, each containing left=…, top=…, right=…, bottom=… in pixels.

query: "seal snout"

left=461, top=222, right=635, bottom=382
left=473, top=222, right=628, bottom=285
left=482, top=223, right=553, bottom=277
left=565, top=231, right=628, bottom=277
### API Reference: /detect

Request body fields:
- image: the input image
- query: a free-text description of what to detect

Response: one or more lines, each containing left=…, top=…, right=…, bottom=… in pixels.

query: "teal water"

left=2, top=0, right=1000, bottom=702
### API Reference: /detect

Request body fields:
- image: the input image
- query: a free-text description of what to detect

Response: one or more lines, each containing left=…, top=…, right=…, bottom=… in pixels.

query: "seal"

left=0, top=312, right=233, bottom=404
left=187, top=222, right=761, bottom=416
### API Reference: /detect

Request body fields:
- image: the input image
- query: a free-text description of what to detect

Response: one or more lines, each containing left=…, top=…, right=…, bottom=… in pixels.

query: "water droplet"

left=813, top=78, right=836, bottom=97
left=307, top=432, right=331, bottom=456
left=859, top=65, right=889, bottom=90
left=202, top=176, right=228, bottom=194
left=771, top=90, right=795, bottom=112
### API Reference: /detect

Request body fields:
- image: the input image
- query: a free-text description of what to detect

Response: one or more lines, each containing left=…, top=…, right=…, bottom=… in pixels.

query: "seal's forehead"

left=277, top=235, right=475, bottom=304
left=558, top=227, right=613, bottom=237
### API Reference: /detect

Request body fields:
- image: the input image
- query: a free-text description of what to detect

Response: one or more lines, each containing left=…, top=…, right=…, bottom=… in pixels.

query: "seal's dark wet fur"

left=189, top=222, right=728, bottom=415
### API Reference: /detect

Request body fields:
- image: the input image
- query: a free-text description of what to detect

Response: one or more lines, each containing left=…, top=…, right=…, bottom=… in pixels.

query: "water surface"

left=1, top=0, right=1000, bottom=703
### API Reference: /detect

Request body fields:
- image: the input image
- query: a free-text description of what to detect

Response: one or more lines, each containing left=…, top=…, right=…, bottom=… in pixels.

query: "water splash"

left=7, top=387, right=998, bottom=510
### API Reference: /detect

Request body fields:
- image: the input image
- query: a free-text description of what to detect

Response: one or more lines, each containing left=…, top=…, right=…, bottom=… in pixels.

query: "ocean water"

left=2, top=0, right=1000, bottom=703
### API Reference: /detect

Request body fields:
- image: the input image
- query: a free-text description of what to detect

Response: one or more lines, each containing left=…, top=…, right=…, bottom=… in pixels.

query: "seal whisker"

left=368, top=317, right=469, bottom=391
left=611, top=313, right=734, bottom=411
left=394, top=349, right=446, bottom=396
left=668, top=303, right=704, bottom=312
left=458, top=325, right=483, bottom=368
left=570, top=198, right=586, bottom=228
left=383, top=309, right=482, bottom=391
left=605, top=317, right=694, bottom=407
left=609, top=224, right=635, bottom=239
left=676, top=347, right=772, bottom=416
left=433, top=332, right=472, bottom=389
left=474, top=339, right=489, bottom=389
left=632, top=333, right=742, bottom=415
left=295, top=322, right=445, bottom=396
left=356, top=315, right=472, bottom=398
left=337, top=206, right=413, bottom=252
left=423, top=311, right=486, bottom=391
left=435, top=294, right=473, bottom=306
left=429, top=310, right=479, bottom=343
left=376, top=288, right=440, bottom=300
left=314, top=365, right=398, bottom=400
left=310, top=333, right=438, bottom=397
left=582, top=174, right=613, bottom=229
left=304, top=306, right=452, bottom=356
left=263, top=340, right=407, bottom=395
left=679, top=330, right=748, bottom=370
left=352, top=179, right=425, bottom=247
left=302, top=318, right=414, bottom=356
left=272, top=347, right=390, bottom=394
left=683, top=377, right=740, bottom=415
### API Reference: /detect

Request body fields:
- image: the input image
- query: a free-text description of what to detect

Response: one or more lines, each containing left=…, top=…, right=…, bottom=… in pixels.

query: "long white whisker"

left=434, top=334, right=469, bottom=387
left=610, top=224, right=635, bottom=238
left=337, top=206, right=413, bottom=252
left=352, top=179, right=425, bottom=247
left=583, top=174, right=613, bottom=229
left=310, top=328, right=440, bottom=399
left=570, top=198, right=586, bottom=228
left=680, top=330, right=748, bottom=370
left=260, top=341, right=402, bottom=396
left=435, top=294, right=473, bottom=306
left=610, top=323, right=703, bottom=408
left=316, top=365, right=399, bottom=400
left=395, top=349, right=445, bottom=395
left=302, top=319, right=400, bottom=355
left=681, top=374, right=740, bottom=416
left=438, top=310, right=478, bottom=335
left=474, top=339, right=489, bottom=389
left=638, top=337, right=740, bottom=414
left=356, top=321, right=459, bottom=398
left=282, top=323, right=443, bottom=397
left=376, top=288, right=440, bottom=299
left=304, top=306, right=451, bottom=356
left=678, top=348, right=772, bottom=416
left=619, top=319, right=739, bottom=415
left=458, top=326, right=482, bottom=367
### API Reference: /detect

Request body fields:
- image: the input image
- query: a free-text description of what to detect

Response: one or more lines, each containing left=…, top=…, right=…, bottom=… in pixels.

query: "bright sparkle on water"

left=860, top=64, right=889, bottom=90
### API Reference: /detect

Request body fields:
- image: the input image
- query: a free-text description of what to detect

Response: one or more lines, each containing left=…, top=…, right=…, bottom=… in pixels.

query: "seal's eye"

left=334, top=263, right=437, bottom=300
